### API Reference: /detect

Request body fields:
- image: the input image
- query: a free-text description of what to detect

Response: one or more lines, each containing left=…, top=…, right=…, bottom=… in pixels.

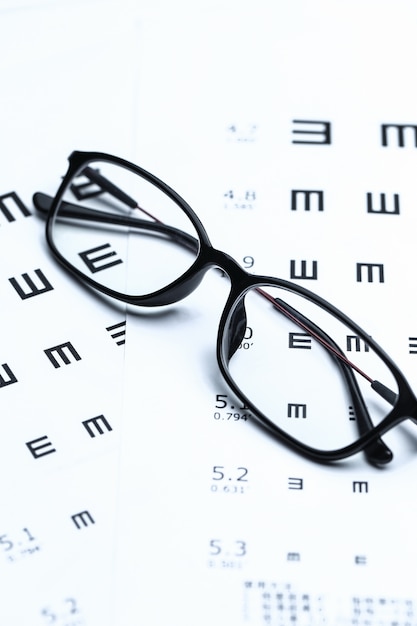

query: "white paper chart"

left=0, top=2, right=134, bottom=625
left=1, top=1, right=417, bottom=625
left=116, top=3, right=417, bottom=626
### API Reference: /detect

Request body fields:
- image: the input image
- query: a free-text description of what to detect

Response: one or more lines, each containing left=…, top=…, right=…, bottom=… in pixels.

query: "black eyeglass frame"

left=35, top=150, right=417, bottom=465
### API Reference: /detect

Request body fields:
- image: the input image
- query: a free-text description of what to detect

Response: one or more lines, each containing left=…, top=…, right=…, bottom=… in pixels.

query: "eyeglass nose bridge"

left=200, top=246, right=257, bottom=360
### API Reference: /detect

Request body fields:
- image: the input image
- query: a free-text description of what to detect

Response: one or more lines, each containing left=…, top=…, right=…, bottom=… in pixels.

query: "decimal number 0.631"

left=214, top=394, right=251, bottom=422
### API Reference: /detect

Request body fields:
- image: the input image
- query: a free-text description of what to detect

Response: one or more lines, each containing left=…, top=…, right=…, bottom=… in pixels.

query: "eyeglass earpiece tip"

left=32, top=191, right=52, bottom=214
left=365, top=439, right=393, bottom=466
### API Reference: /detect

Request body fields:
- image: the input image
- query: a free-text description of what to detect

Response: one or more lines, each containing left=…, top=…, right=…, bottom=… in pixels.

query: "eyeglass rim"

left=216, top=280, right=417, bottom=463
left=44, top=150, right=214, bottom=306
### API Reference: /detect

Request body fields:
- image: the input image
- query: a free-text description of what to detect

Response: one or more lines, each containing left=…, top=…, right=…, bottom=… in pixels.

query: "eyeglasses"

left=33, top=150, right=417, bottom=466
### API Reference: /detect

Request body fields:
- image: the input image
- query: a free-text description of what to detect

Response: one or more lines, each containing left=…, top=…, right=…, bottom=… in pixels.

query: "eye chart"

left=1, top=1, right=417, bottom=625
left=0, top=2, right=135, bottom=624
left=115, top=2, right=417, bottom=625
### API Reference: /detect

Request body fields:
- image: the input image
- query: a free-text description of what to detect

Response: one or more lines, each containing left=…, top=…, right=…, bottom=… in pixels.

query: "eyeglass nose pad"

left=225, top=299, right=248, bottom=360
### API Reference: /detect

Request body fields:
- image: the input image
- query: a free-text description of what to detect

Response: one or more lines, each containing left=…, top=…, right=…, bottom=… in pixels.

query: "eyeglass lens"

left=50, top=160, right=200, bottom=295
left=223, top=286, right=399, bottom=451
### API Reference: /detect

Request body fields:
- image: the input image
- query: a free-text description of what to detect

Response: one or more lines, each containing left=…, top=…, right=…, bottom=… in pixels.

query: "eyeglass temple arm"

left=82, top=166, right=137, bottom=209
left=32, top=192, right=200, bottom=255
left=275, top=296, right=394, bottom=464
left=261, top=290, right=397, bottom=403
left=80, top=166, right=164, bottom=224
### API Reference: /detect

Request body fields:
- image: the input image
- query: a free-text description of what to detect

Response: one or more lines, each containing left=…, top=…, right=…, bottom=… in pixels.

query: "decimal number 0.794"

left=214, top=394, right=251, bottom=422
